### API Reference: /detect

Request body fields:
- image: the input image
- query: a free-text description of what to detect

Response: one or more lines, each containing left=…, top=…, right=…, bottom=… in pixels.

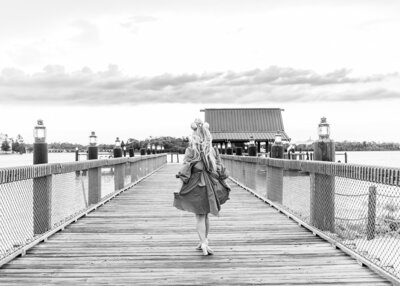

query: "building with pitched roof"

left=201, top=108, right=290, bottom=153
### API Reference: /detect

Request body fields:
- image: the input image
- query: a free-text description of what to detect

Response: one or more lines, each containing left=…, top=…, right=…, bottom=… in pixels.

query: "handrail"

left=0, top=154, right=167, bottom=266
left=221, top=155, right=400, bottom=186
left=221, top=154, right=400, bottom=284
left=0, top=154, right=164, bottom=184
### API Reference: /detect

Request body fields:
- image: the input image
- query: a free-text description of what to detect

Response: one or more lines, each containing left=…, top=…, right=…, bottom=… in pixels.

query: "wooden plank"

left=0, top=165, right=391, bottom=285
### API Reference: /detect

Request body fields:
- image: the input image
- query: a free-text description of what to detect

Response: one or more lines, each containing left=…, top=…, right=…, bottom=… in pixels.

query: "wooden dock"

left=0, top=164, right=391, bottom=285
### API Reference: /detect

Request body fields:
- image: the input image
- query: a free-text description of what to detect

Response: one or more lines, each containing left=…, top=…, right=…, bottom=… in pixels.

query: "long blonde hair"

left=189, top=119, right=216, bottom=171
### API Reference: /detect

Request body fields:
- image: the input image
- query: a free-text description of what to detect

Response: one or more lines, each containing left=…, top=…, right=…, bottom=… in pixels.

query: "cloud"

left=70, top=20, right=100, bottom=45
left=0, top=65, right=399, bottom=105
left=120, top=15, right=158, bottom=34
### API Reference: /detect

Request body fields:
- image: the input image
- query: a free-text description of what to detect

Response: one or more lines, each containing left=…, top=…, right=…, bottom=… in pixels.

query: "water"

left=344, top=151, right=400, bottom=168
left=0, top=153, right=76, bottom=168
left=2, top=151, right=400, bottom=168
left=0, top=152, right=183, bottom=168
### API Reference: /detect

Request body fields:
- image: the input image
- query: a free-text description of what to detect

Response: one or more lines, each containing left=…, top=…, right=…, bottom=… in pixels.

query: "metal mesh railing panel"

left=332, top=177, right=400, bottom=276
left=101, top=168, right=115, bottom=197
left=0, top=154, right=167, bottom=265
left=222, top=156, right=400, bottom=281
left=51, top=173, right=88, bottom=227
left=124, top=163, right=131, bottom=186
left=282, top=170, right=311, bottom=220
left=0, top=179, right=34, bottom=258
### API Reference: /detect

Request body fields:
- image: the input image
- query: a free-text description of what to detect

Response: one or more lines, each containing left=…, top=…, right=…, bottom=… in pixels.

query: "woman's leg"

left=196, top=214, right=213, bottom=255
left=204, top=214, right=213, bottom=254
left=205, top=214, right=210, bottom=239
left=195, top=214, right=207, bottom=244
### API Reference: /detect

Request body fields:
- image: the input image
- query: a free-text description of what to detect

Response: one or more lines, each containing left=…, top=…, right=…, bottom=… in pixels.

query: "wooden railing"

left=221, top=155, right=400, bottom=285
left=0, top=154, right=167, bottom=266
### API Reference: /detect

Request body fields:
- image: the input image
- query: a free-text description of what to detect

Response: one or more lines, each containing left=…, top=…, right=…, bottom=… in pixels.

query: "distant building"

left=201, top=108, right=290, bottom=153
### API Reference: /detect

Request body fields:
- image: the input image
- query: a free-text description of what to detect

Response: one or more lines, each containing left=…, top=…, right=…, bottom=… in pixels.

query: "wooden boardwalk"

left=0, top=164, right=391, bottom=285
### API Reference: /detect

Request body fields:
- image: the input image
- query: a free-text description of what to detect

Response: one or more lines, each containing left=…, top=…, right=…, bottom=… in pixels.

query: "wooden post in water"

left=311, top=117, right=335, bottom=232
left=367, top=185, right=377, bottom=240
left=88, top=132, right=101, bottom=205
left=75, top=147, right=80, bottom=176
left=33, top=119, right=52, bottom=235
left=267, top=134, right=284, bottom=204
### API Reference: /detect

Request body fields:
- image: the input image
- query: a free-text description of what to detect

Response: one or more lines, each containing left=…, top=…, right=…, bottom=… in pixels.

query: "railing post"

left=246, top=160, right=256, bottom=190
left=367, top=185, right=377, bottom=240
left=311, top=137, right=335, bottom=232
left=267, top=142, right=284, bottom=203
left=88, top=142, right=101, bottom=205
left=114, top=163, right=125, bottom=190
left=266, top=165, right=283, bottom=204
left=130, top=159, right=137, bottom=183
left=241, top=160, right=246, bottom=184
left=33, top=119, right=52, bottom=235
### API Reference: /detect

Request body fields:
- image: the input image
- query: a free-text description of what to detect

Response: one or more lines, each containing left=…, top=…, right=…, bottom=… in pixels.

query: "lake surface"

left=1, top=151, right=400, bottom=168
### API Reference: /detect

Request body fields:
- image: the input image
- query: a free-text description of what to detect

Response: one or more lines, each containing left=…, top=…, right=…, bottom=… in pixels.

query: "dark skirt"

left=173, top=176, right=230, bottom=216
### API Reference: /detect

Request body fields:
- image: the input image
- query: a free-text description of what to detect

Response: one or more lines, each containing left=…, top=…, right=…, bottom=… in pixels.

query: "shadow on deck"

left=0, top=164, right=392, bottom=285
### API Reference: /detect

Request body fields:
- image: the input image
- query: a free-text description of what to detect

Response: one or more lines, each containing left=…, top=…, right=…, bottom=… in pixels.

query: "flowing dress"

left=173, top=147, right=231, bottom=216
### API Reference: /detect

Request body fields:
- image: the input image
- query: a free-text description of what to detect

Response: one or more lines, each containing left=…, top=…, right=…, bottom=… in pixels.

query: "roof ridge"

left=201, top=108, right=283, bottom=110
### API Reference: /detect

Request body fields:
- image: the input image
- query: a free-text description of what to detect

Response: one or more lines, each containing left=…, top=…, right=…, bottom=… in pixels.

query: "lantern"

left=318, top=117, right=330, bottom=139
left=115, top=137, right=121, bottom=147
left=33, top=119, right=47, bottom=143
left=274, top=132, right=282, bottom=144
left=89, top=131, right=97, bottom=146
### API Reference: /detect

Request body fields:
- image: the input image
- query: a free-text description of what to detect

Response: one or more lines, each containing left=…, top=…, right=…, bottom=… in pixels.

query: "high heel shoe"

left=195, top=239, right=208, bottom=251
left=200, top=243, right=209, bottom=256
left=206, top=245, right=214, bottom=255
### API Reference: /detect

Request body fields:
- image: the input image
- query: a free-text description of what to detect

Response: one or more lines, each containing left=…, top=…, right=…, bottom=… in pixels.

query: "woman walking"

left=173, top=118, right=231, bottom=255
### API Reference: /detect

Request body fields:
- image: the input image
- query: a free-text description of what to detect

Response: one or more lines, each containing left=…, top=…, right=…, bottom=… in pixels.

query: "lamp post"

left=88, top=131, right=101, bottom=204
left=226, top=141, right=233, bottom=155
left=248, top=136, right=257, bottom=157
left=312, top=117, right=335, bottom=232
left=271, top=132, right=284, bottom=159
left=33, top=119, right=51, bottom=234
left=88, top=131, right=98, bottom=160
left=121, top=140, right=126, bottom=157
left=128, top=140, right=134, bottom=157
left=267, top=132, right=284, bottom=203
left=221, top=143, right=226, bottom=155
left=33, top=119, right=48, bottom=164
left=217, top=143, right=221, bottom=154
left=113, top=137, right=122, bottom=158
left=75, top=146, right=79, bottom=162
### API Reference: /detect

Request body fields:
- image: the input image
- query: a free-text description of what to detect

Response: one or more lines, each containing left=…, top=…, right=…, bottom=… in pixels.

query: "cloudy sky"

left=1, top=0, right=399, bottom=144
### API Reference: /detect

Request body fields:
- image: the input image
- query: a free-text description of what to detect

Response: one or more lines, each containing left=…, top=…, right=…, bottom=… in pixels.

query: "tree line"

left=14, top=136, right=190, bottom=154
left=292, top=141, right=400, bottom=152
